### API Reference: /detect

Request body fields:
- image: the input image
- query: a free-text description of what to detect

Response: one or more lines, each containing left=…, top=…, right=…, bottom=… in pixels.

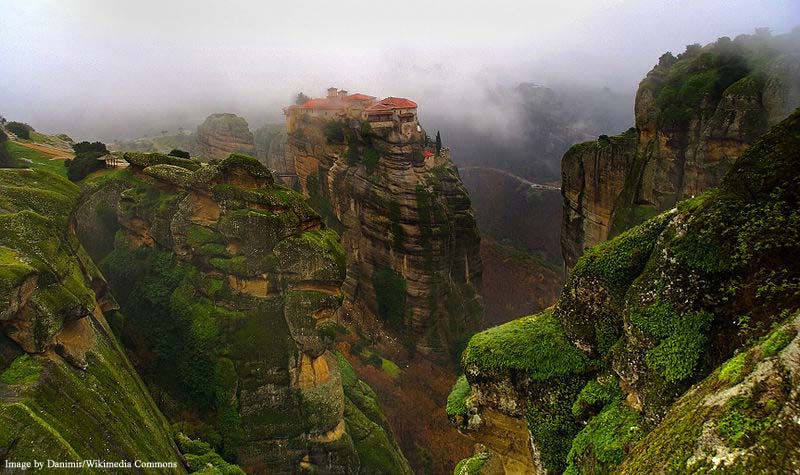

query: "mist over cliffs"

left=447, top=29, right=800, bottom=474
left=562, top=29, right=800, bottom=270
left=2, top=1, right=800, bottom=472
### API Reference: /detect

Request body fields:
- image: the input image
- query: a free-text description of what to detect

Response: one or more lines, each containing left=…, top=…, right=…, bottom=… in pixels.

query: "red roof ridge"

left=346, top=93, right=376, bottom=101
left=380, top=97, right=418, bottom=109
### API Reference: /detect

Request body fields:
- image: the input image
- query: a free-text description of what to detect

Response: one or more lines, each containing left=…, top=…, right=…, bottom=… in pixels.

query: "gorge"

left=1, top=16, right=799, bottom=475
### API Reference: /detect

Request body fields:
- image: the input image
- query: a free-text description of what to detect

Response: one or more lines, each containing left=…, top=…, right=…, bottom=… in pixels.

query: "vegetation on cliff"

left=453, top=108, right=800, bottom=473
left=75, top=151, right=409, bottom=472
left=0, top=167, right=184, bottom=471
left=561, top=29, right=800, bottom=270
left=288, top=112, right=483, bottom=358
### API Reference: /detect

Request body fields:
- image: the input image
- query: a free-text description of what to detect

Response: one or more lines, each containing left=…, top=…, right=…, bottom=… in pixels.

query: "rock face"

left=0, top=168, right=183, bottom=469
left=562, top=30, right=800, bottom=270
left=449, top=109, right=800, bottom=473
left=286, top=114, right=483, bottom=357
left=76, top=153, right=410, bottom=473
left=196, top=113, right=256, bottom=161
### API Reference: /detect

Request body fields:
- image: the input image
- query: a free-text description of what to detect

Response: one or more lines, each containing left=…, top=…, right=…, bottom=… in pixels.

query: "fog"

left=1, top=0, right=797, bottom=142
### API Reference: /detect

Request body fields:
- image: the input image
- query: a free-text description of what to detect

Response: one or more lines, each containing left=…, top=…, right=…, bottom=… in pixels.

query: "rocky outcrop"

left=253, top=123, right=292, bottom=176
left=0, top=168, right=184, bottom=470
left=76, top=152, right=410, bottom=473
left=450, top=109, right=800, bottom=473
left=286, top=114, right=483, bottom=357
left=562, top=30, right=800, bottom=270
left=196, top=113, right=256, bottom=161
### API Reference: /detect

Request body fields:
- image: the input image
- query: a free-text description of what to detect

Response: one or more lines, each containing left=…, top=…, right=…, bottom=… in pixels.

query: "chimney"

left=327, top=87, right=338, bottom=98
left=338, top=89, right=348, bottom=98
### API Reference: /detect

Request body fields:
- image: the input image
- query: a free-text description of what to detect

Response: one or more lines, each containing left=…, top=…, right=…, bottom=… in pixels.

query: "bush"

left=5, top=121, right=33, bottom=140
left=72, top=141, right=107, bottom=155
left=169, top=149, right=191, bottom=159
left=67, top=141, right=108, bottom=181
left=362, top=147, right=379, bottom=173
left=324, top=120, right=346, bottom=144
left=0, top=129, right=11, bottom=167
left=372, top=266, right=407, bottom=329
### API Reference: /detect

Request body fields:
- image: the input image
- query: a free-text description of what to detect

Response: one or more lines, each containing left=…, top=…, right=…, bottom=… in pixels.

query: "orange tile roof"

left=366, top=97, right=418, bottom=111
left=365, top=103, right=393, bottom=112
left=346, top=93, right=376, bottom=101
left=298, top=98, right=346, bottom=110
left=381, top=97, right=418, bottom=109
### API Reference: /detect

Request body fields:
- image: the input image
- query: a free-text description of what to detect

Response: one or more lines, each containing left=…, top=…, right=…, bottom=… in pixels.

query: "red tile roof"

left=366, top=97, right=418, bottom=111
left=423, top=151, right=434, bottom=157
left=346, top=93, right=376, bottom=101
left=365, top=103, right=393, bottom=112
left=298, top=98, right=346, bottom=110
left=382, top=97, right=417, bottom=108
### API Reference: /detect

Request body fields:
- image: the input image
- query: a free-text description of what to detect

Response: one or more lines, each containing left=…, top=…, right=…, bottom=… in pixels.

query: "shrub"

left=0, top=129, right=11, bottom=167
left=67, top=141, right=109, bottom=181
left=5, top=121, right=33, bottom=140
left=324, top=120, right=346, bottom=144
left=372, top=266, right=407, bottom=329
left=72, top=141, right=107, bottom=155
left=362, top=147, right=379, bottom=173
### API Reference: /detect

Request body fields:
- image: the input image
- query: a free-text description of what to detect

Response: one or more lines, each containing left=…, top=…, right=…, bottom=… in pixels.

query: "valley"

left=1, top=6, right=799, bottom=473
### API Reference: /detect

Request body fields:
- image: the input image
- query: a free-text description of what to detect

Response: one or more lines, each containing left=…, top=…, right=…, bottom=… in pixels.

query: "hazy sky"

left=1, top=0, right=798, bottom=140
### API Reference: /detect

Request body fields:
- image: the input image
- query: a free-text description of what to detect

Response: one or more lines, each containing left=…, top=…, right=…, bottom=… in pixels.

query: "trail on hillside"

left=458, top=166, right=561, bottom=191
left=12, top=140, right=74, bottom=159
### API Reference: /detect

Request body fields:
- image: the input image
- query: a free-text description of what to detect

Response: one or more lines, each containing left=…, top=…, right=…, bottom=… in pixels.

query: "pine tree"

left=295, top=92, right=311, bottom=105
left=435, top=131, right=442, bottom=156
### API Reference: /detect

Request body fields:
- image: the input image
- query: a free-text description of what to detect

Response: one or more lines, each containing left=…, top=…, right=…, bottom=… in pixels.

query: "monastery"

left=284, top=88, right=419, bottom=134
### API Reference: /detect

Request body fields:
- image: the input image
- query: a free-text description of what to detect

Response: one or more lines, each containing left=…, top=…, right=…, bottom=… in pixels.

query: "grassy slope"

left=4, top=141, right=69, bottom=177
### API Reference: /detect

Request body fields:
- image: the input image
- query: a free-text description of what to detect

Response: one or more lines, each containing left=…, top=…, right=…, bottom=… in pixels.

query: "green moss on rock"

left=462, top=310, right=589, bottom=380
left=336, top=353, right=412, bottom=474
left=0, top=354, right=42, bottom=385
left=446, top=375, right=471, bottom=417
left=143, top=164, right=194, bottom=187
left=565, top=401, right=644, bottom=474
left=124, top=151, right=201, bottom=171
left=217, top=153, right=273, bottom=182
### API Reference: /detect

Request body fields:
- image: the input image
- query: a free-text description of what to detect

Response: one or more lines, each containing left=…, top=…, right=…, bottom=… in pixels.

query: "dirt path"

left=13, top=141, right=74, bottom=159
left=458, top=166, right=561, bottom=191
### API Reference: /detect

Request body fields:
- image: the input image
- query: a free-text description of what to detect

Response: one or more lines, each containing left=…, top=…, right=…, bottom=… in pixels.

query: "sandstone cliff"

left=562, top=30, right=800, bottom=270
left=286, top=115, right=483, bottom=357
left=76, top=153, right=410, bottom=473
left=449, top=108, right=800, bottom=473
left=0, top=168, right=185, bottom=471
left=253, top=123, right=292, bottom=176
left=196, top=113, right=256, bottom=161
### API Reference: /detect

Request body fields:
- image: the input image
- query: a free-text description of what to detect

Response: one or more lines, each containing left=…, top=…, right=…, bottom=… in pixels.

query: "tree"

left=67, top=141, right=108, bottom=181
left=72, top=141, right=108, bottom=155
left=295, top=92, right=311, bottom=105
left=435, top=131, right=442, bottom=156
left=0, top=129, right=13, bottom=167
left=5, top=121, right=34, bottom=140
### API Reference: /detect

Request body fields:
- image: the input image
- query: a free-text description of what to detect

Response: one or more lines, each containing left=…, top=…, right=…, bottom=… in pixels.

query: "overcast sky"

left=1, top=0, right=798, bottom=140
